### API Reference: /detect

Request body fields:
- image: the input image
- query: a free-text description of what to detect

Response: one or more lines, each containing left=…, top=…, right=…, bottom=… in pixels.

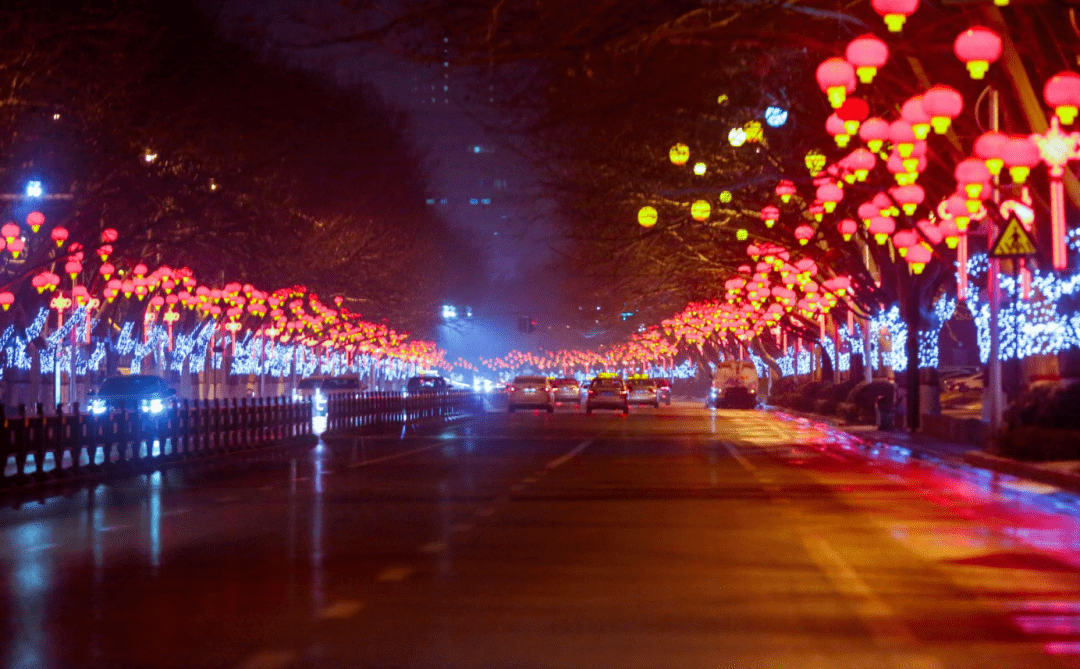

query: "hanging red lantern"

left=888, top=120, right=917, bottom=158
left=954, top=27, right=1002, bottom=80
left=868, top=216, right=896, bottom=245
left=974, top=131, right=1008, bottom=176
left=871, top=0, right=918, bottom=31
left=794, top=224, right=815, bottom=245
left=944, top=194, right=973, bottom=232
left=816, top=58, right=856, bottom=108
left=775, top=180, right=797, bottom=203
left=65, top=260, right=82, bottom=279
left=892, top=229, right=917, bottom=257
left=938, top=219, right=961, bottom=249
left=846, top=35, right=889, bottom=83
left=836, top=97, right=869, bottom=135
left=808, top=201, right=825, bottom=222
left=0, top=292, right=13, bottom=311
left=890, top=184, right=925, bottom=216
left=8, top=238, right=24, bottom=258
left=1001, top=136, right=1041, bottom=183
left=100, top=263, right=115, bottom=280
left=26, top=211, right=45, bottom=233
left=50, top=226, right=68, bottom=247
left=32, top=272, right=49, bottom=293
left=1043, top=71, right=1080, bottom=125
left=845, top=148, right=877, bottom=183
left=760, top=205, right=780, bottom=228
left=837, top=218, right=858, bottom=241
left=906, top=244, right=932, bottom=274
left=826, top=113, right=850, bottom=147
left=901, top=97, right=932, bottom=140
left=954, top=158, right=992, bottom=200
left=859, top=117, right=890, bottom=153
left=858, top=202, right=879, bottom=227
left=101, top=228, right=118, bottom=243
left=921, top=85, right=964, bottom=134
left=816, top=183, right=844, bottom=213
left=1, top=223, right=19, bottom=244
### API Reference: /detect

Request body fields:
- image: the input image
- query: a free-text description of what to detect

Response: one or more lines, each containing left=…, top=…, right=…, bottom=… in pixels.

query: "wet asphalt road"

left=5, top=402, right=1080, bottom=668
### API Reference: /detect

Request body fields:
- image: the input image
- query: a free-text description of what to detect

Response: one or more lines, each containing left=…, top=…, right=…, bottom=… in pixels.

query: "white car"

left=507, top=375, right=553, bottom=413
left=552, top=378, right=582, bottom=405
left=626, top=378, right=660, bottom=407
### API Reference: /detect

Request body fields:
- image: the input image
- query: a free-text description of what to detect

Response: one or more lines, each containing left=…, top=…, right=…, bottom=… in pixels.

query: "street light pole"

left=987, top=88, right=1005, bottom=431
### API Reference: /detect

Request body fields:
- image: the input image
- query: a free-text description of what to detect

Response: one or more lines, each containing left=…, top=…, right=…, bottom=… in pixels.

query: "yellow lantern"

left=693, top=162, right=707, bottom=176
left=805, top=150, right=826, bottom=176
left=690, top=200, right=711, bottom=222
left=638, top=206, right=658, bottom=228
left=719, top=190, right=732, bottom=203
left=669, top=143, right=690, bottom=166
left=744, top=120, right=764, bottom=143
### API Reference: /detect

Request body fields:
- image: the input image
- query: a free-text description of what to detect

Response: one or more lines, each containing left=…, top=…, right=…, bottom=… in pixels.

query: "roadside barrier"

left=0, top=397, right=312, bottom=488
left=325, top=390, right=481, bottom=433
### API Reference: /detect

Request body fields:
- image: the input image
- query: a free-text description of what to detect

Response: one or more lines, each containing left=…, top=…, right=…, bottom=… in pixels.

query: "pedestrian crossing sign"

left=989, top=213, right=1037, bottom=258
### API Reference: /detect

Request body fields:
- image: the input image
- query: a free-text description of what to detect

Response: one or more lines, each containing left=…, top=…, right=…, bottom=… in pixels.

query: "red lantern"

left=816, top=183, right=844, bottom=213
left=0, top=292, right=13, bottom=311
left=869, top=216, right=896, bottom=245
left=794, top=224, right=815, bottom=246
left=938, top=219, right=961, bottom=249
left=890, top=184, right=925, bottom=216
left=65, top=260, right=82, bottom=279
left=917, top=219, right=944, bottom=247
left=8, top=238, right=24, bottom=258
left=906, top=244, right=932, bottom=274
left=836, top=97, right=869, bottom=135
left=826, top=114, right=849, bottom=147
left=944, top=194, right=973, bottom=231
left=954, top=27, right=1002, bottom=80
left=892, top=229, right=917, bottom=257
left=26, top=211, right=45, bottom=233
left=846, top=35, right=888, bottom=83
left=900, top=96, right=932, bottom=140
left=921, top=85, right=964, bottom=134
left=101, top=228, right=118, bottom=243
left=837, top=218, right=858, bottom=241
left=51, top=226, right=68, bottom=247
left=871, top=0, right=918, bottom=31
left=32, top=272, right=49, bottom=293
left=845, top=148, right=877, bottom=183
left=859, top=117, right=890, bottom=152
left=816, top=58, right=856, bottom=108
left=1044, top=71, right=1080, bottom=125
left=1, top=223, right=19, bottom=244
left=808, top=201, right=825, bottom=222
left=760, top=205, right=780, bottom=228
left=100, top=263, right=115, bottom=280
left=888, top=120, right=917, bottom=158
left=775, top=180, right=796, bottom=203
left=857, top=202, right=879, bottom=227
left=1002, top=136, right=1041, bottom=183
left=954, top=158, right=992, bottom=200
left=974, top=131, right=1008, bottom=176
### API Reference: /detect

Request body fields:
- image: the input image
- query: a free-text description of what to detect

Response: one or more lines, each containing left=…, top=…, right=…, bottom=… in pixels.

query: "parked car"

left=655, top=378, right=672, bottom=406
left=294, top=376, right=365, bottom=417
left=507, top=375, right=554, bottom=413
left=710, top=361, right=759, bottom=409
left=626, top=376, right=660, bottom=408
left=89, top=374, right=177, bottom=416
left=552, top=378, right=582, bottom=405
left=942, top=368, right=984, bottom=393
left=586, top=375, right=629, bottom=415
left=405, top=375, right=449, bottom=395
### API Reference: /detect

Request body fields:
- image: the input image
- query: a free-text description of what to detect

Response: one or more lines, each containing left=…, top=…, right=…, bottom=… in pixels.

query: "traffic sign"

left=989, top=213, right=1037, bottom=258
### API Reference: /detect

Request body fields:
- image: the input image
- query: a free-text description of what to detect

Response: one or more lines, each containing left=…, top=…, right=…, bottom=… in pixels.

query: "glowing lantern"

left=917, top=219, right=944, bottom=247
left=816, top=58, right=856, bottom=108
left=744, top=120, right=764, bottom=142
left=26, top=211, right=44, bottom=233
left=901, top=96, right=932, bottom=140
left=7, top=238, right=23, bottom=258
left=837, top=218, right=858, bottom=241
left=888, top=120, right=917, bottom=158
left=859, top=117, right=890, bottom=153
left=816, top=183, right=843, bottom=213
left=736, top=228, right=748, bottom=241
left=1002, top=136, right=1041, bottom=183
left=890, top=184, right=925, bottom=215
left=858, top=202, right=878, bottom=227
left=0, top=292, right=13, bottom=311
left=669, top=143, right=690, bottom=166
left=836, top=98, right=869, bottom=136
left=826, top=114, right=850, bottom=148
left=32, top=272, right=49, bottom=293
left=906, top=244, right=932, bottom=274
left=638, top=206, right=658, bottom=228
left=921, top=85, right=964, bottom=134
left=690, top=200, right=711, bottom=222
left=938, top=219, right=961, bottom=249
left=892, top=229, right=917, bottom=257
left=945, top=194, right=972, bottom=231
left=728, top=127, right=747, bottom=147
left=805, top=150, right=826, bottom=176
left=869, top=216, right=896, bottom=245
left=65, top=260, right=82, bottom=279
left=809, top=201, right=825, bottom=222
left=872, top=0, right=918, bottom=31
left=794, top=224, right=815, bottom=245
left=1044, top=72, right=1080, bottom=125
left=954, top=27, right=1002, bottom=80
left=974, top=131, right=1007, bottom=176
left=100, top=263, right=115, bottom=280
left=719, top=190, right=732, bottom=203
left=846, top=35, right=888, bottom=84
left=955, top=158, right=991, bottom=201
left=1, top=223, right=19, bottom=244
left=51, top=226, right=68, bottom=247
left=760, top=205, right=780, bottom=228
left=690, top=162, right=706, bottom=176
left=845, top=148, right=876, bottom=183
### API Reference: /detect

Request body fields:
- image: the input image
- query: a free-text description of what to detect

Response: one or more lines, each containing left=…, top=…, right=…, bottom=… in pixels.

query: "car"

left=586, top=375, right=628, bottom=415
left=626, top=376, right=660, bottom=408
left=552, top=377, right=582, bottom=405
left=507, top=375, right=554, bottom=413
left=942, top=369, right=984, bottom=393
left=405, top=375, right=449, bottom=395
left=294, top=376, right=365, bottom=417
left=655, top=378, right=672, bottom=406
left=710, top=361, right=759, bottom=409
left=88, top=374, right=177, bottom=416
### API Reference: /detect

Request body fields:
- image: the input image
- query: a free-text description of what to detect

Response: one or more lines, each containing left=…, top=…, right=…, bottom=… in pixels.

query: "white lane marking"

left=420, top=541, right=446, bottom=554
left=238, top=650, right=296, bottom=669
left=721, top=442, right=757, bottom=471
left=347, top=443, right=441, bottom=468
left=475, top=507, right=495, bottom=517
left=545, top=440, right=592, bottom=470
left=319, top=600, right=364, bottom=619
left=451, top=523, right=473, bottom=533
left=376, top=566, right=413, bottom=583
left=802, top=534, right=943, bottom=667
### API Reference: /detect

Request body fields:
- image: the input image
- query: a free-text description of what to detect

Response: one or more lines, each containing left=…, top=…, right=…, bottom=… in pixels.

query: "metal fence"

left=325, top=390, right=481, bottom=433
left=1, top=397, right=312, bottom=488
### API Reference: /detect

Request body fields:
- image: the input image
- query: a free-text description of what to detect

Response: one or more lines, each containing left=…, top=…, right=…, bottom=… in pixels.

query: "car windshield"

left=555, top=379, right=578, bottom=387
left=98, top=376, right=163, bottom=395
left=513, top=376, right=547, bottom=385
left=591, top=379, right=623, bottom=389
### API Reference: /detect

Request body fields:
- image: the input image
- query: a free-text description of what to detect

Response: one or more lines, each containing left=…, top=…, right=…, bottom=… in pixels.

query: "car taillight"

left=508, top=386, right=516, bottom=392
left=588, top=389, right=597, bottom=395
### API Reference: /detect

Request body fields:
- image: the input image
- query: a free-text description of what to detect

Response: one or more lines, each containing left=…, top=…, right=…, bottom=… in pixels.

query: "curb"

left=963, top=451, right=1080, bottom=494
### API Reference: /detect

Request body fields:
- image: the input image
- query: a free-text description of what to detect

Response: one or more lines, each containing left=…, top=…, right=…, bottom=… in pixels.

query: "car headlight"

left=141, top=398, right=165, bottom=414
left=90, top=398, right=107, bottom=415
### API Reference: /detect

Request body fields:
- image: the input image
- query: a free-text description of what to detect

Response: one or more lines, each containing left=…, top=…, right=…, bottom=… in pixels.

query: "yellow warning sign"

left=989, top=214, right=1037, bottom=258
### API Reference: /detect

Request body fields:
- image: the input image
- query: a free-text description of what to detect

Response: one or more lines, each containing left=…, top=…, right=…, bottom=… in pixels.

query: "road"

left=4, top=402, right=1080, bottom=668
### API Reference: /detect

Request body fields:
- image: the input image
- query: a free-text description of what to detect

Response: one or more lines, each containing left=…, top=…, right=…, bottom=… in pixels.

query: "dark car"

left=89, top=374, right=177, bottom=416
left=717, top=385, right=757, bottom=410
left=655, top=379, right=672, bottom=406
left=406, top=375, right=449, bottom=395
left=585, top=376, right=629, bottom=415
